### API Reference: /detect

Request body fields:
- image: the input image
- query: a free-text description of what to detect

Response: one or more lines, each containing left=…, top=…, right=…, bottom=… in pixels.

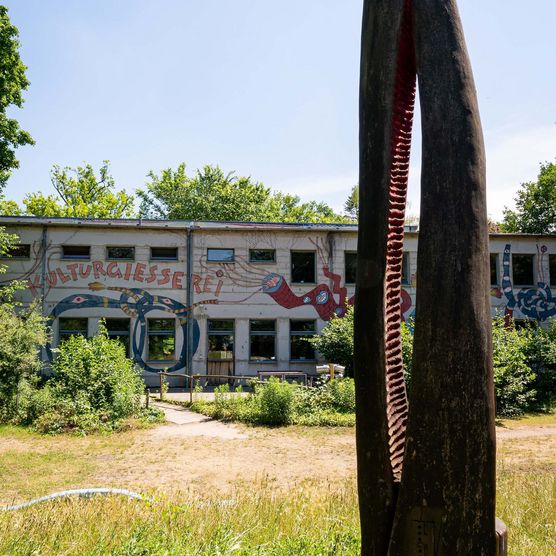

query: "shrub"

left=0, top=303, right=47, bottom=422
left=255, top=378, right=295, bottom=425
left=36, top=327, right=145, bottom=433
left=492, top=317, right=536, bottom=416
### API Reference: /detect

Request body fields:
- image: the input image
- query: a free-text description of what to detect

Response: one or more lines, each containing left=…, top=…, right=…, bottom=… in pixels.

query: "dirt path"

left=150, top=402, right=248, bottom=440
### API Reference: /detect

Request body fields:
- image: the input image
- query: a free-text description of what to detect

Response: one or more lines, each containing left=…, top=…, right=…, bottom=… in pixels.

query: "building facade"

left=1, top=216, right=555, bottom=386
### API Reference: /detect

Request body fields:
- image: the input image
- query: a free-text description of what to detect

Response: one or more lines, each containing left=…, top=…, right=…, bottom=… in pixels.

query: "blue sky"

left=3, top=0, right=556, bottom=219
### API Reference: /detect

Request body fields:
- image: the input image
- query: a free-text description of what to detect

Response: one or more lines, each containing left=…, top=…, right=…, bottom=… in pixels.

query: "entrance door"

left=207, top=320, right=234, bottom=385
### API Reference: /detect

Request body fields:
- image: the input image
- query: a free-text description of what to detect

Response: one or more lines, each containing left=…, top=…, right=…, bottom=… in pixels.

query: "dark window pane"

left=250, top=335, right=276, bottom=361
left=249, top=249, right=275, bottom=263
left=208, top=335, right=234, bottom=360
left=550, top=255, right=556, bottom=287
left=148, top=319, right=174, bottom=332
left=402, top=252, right=410, bottom=285
left=59, top=318, right=88, bottom=341
left=512, top=254, right=534, bottom=286
left=345, top=252, right=357, bottom=284
left=1, top=244, right=31, bottom=259
left=107, top=246, right=135, bottom=260
left=104, top=318, right=130, bottom=333
left=208, top=319, right=234, bottom=332
left=151, top=247, right=178, bottom=260
left=62, top=245, right=90, bottom=260
left=291, top=251, right=315, bottom=283
left=207, top=248, right=235, bottom=262
left=290, top=336, right=315, bottom=361
left=490, top=254, right=498, bottom=285
left=290, top=320, right=316, bottom=333
left=250, top=320, right=276, bottom=332
left=148, top=335, right=175, bottom=360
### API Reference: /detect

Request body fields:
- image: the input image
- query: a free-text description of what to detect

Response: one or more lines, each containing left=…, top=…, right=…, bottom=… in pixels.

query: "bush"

left=255, top=378, right=295, bottom=425
left=33, top=327, right=145, bottom=434
left=0, top=303, right=47, bottom=422
left=492, top=317, right=536, bottom=416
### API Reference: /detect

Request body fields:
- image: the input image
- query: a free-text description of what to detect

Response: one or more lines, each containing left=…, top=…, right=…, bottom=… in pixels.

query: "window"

left=550, top=255, right=556, bottom=287
left=59, top=318, right=88, bottom=342
left=208, top=320, right=234, bottom=361
left=512, top=254, right=534, bottom=286
left=150, top=247, right=178, bottom=260
left=0, top=244, right=31, bottom=259
left=345, top=252, right=357, bottom=284
left=249, top=249, right=275, bottom=263
left=62, top=245, right=90, bottom=260
left=402, top=252, right=410, bottom=285
left=104, top=318, right=131, bottom=354
left=249, top=320, right=276, bottom=361
left=490, top=253, right=498, bottom=286
left=291, top=251, right=316, bottom=283
left=148, top=319, right=175, bottom=360
left=290, top=320, right=316, bottom=361
left=207, top=248, right=235, bottom=262
left=107, top=246, right=135, bottom=260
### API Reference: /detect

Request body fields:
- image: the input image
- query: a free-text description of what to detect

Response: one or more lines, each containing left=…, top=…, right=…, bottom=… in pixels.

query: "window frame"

left=104, top=318, right=131, bottom=356
left=207, top=319, right=235, bottom=362
left=512, top=253, right=535, bottom=287
left=106, top=246, right=135, bottom=261
left=290, top=250, right=316, bottom=284
left=249, top=249, right=276, bottom=264
left=289, top=319, right=317, bottom=362
left=147, top=318, right=176, bottom=362
left=549, top=254, right=556, bottom=287
left=401, top=252, right=410, bottom=285
left=344, top=251, right=357, bottom=285
left=207, top=248, right=235, bottom=263
left=249, top=319, right=277, bottom=363
left=61, top=245, right=90, bottom=260
left=58, top=317, right=89, bottom=342
left=490, top=253, right=499, bottom=286
left=150, top=247, right=178, bottom=261
left=0, top=244, right=31, bottom=259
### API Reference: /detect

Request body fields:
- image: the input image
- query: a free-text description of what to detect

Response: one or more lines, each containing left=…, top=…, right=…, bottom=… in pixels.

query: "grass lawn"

left=0, top=415, right=554, bottom=555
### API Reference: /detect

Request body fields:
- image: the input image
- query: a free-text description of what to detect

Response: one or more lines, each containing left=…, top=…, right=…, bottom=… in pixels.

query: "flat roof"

left=0, top=215, right=554, bottom=238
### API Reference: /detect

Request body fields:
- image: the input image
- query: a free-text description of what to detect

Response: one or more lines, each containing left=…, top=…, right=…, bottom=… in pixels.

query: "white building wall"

left=1, top=218, right=555, bottom=386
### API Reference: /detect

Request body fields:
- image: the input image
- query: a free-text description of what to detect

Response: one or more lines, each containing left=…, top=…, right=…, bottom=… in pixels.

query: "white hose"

left=1, top=488, right=151, bottom=511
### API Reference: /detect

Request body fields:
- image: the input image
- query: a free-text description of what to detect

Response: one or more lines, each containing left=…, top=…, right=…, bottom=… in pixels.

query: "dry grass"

left=0, top=415, right=555, bottom=554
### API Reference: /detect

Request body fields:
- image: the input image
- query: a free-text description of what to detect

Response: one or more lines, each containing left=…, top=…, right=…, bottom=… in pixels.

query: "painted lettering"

left=47, top=271, right=57, bottom=287
left=146, top=265, right=158, bottom=283
left=93, top=261, right=106, bottom=279
left=134, top=263, right=146, bottom=282
left=124, top=262, right=133, bottom=281
left=192, top=273, right=202, bottom=294
left=202, top=274, right=213, bottom=293
left=159, top=268, right=171, bottom=285
left=106, top=262, right=122, bottom=279
left=56, top=268, right=71, bottom=284
left=215, top=279, right=224, bottom=297
left=27, top=274, right=41, bottom=296
left=66, top=263, right=79, bottom=281
left=172, top=271, right=184, bottom=289
left=79, top=263, right=91, bottom=278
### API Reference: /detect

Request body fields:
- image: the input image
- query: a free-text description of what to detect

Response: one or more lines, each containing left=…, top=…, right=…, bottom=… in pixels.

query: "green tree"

left=502, top=162, right=556, bottom=234
left=22, top=161, right=135, bottom=218
left=344, top=184, right=359, bottom=219
left=0, top=6, right=34, bottom=190
left=137, top=163, right=349, bottom=223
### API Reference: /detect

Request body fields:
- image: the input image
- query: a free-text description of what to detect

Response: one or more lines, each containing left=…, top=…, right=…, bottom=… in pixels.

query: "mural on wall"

left=46, top=283, right=208, bottom=372
left=199, top=236, right=414, bottom=321
left=497, top=243, right=556, bottom=322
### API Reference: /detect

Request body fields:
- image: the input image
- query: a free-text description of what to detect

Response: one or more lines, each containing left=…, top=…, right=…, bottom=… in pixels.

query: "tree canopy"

left=21, top=162, right=135, bottom=218
left=344, top=184, right=359, bottom=220
left=0, top=6, right=34, bottom=190
left=502, top=162, right=556, bottom=234
left=137, top=163, right=350, bottom=223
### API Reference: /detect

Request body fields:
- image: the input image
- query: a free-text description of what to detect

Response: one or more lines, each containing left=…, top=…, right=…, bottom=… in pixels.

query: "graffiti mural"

left=47, top=283, right=204, bottom=373
left=501, top=244, right=556, bottom=322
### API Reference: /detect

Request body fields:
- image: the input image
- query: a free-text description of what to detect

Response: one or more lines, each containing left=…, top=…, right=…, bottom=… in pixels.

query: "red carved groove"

left=384, top=0, right=416, bottom=482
